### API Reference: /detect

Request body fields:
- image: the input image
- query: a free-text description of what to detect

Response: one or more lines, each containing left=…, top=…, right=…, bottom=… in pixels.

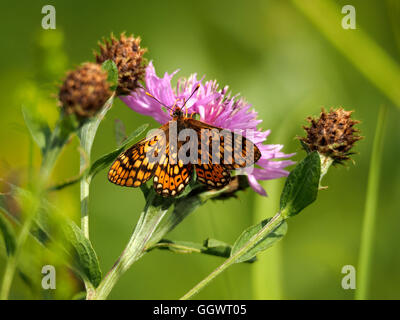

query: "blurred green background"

left=0, top=0, right=399, bottom=299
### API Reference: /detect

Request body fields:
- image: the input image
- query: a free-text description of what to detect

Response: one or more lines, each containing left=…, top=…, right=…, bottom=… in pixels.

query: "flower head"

left=59, top=62, right=111, bottom=119
left=95, top=33, right=147, bottom=95
left=120, top=62, right=294, bottom=196
left=300, top=108, right=362, bottom=164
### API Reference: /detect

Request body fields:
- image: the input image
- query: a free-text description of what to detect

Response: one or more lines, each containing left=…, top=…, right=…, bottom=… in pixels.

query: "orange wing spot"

left=117, top=167, right=123, bottom=175
left=144, top=171, right=151, bottom=180
left=169, top=178, right=176, bottom=190
left=155, top=166, right=161, bottom=176
left=196, top=168, right=204, bottom=178
left=126, top=178, right=133, bottom=187
left=129, top=170, right=136, bottom=178
left=112, top=161, right=119, bottom=169
left=137, top=170, right=144, bottom=180
left=175, top=175, right=183, bottom=185
left=159, top=169, right=165, bottom=183
left=163, top=174, right=170, bottom=189
left=133, top=181, right=141, bottom=187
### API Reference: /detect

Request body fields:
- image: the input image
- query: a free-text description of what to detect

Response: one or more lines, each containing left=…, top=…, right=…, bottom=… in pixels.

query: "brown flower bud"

left=59, top=63, right=112, bottom=119
left=95, top=33, right=147, bottom=95
left=300, top=108, right=362, bottom=164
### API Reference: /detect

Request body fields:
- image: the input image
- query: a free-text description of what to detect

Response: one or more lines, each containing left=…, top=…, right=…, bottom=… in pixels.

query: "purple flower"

left=120, top=62, right=295, bottom=196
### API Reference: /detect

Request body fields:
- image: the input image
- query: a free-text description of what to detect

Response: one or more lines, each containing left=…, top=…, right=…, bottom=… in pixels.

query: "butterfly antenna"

left=182, top=83, right=200, bottom=116
left=145, top=92, right=172, bottom=111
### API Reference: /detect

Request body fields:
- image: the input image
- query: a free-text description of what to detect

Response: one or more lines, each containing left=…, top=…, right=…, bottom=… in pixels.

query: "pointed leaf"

left=63, top=221, right=102, bottom=287
left=88, top=123, right=148, bottom=179
left=279, top=151, right=321, bottom=217
left=231, top=218, right=287, bottom=263
left=202, top=238, right=231, bottom=258
left=153, top=238, right=256, bottom=263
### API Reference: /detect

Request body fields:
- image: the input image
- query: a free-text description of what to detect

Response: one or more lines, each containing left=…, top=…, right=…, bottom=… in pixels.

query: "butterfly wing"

left=185, top=118, right=261, bottom=170
left=153, top=144, right=194, bottom=197
left=195, top=163, right=231, bottom=189
left=108, top=126, right=167, bottom=188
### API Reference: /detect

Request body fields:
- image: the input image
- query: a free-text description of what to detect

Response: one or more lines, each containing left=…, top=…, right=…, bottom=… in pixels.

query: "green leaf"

left=154, top=239, right=204, bottom=254
left=63, top=221, right=102, bottom=288
left=153, top=238, right=255, bottom=263
left=279, top=151, right=321, bottom=217
left=202, top=238, right=232, bottom=258
left=231, top=218, right=287, bottom=263
left=88, top=123, right=148, bottom=179
left=21, top=105, right=51, bottom=153
left=0, top=210, right=17, bottom=256
left=101, top=60, right=119, bottom=91
left=299, top=139, right=311, bottom=154
left=120, top=123, right=149, bottom=149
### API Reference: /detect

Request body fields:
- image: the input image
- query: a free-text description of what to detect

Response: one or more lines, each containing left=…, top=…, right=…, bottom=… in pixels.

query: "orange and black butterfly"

left=108, top=84, right=261, bottom=197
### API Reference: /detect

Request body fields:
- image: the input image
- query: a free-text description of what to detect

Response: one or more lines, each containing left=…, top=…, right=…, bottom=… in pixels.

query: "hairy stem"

left=78, top=95, right=114, bottom=239
left=91, top=192, right=169, bottom=300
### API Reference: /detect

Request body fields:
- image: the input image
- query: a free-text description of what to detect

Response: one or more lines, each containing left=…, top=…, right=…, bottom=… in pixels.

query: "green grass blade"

left=356, top=105, right=387, bottom=300
left=292, top=0, right=400, bottom=109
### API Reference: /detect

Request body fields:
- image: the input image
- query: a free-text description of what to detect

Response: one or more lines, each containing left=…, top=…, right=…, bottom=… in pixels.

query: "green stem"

left=77, top=96, right=114, bottom=298
left=356, top=105, right=387, bottom=300
left=319, top=154, right=334, bottom=188
left=91, top=192, right=169, bottom=300
left=180, top=210, right=285, bottom=300
left=78, top=95, right=114, bottom=239
left=91, top=184, right=236, bottom=300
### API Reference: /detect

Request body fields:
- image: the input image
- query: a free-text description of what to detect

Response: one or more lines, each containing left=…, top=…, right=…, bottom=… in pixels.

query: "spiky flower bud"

left=59, top=63, right=112, bottom=119
left=300, top=108, right=362, bottom=164
left=95, top=33, right=147, bottom=95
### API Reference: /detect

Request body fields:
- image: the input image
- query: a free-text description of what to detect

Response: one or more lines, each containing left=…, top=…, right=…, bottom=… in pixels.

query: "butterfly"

left=108, top=84, right=261, bottom=197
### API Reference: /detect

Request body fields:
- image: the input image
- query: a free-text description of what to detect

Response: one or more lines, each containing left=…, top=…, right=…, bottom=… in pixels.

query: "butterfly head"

left=145, top=83, right=200, bottom=119
left=172, top=106, right=184, bottom=118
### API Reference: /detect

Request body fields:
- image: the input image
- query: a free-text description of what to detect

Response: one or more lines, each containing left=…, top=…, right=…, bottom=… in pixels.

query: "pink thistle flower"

left=120, top=62, right=295, bottom=196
